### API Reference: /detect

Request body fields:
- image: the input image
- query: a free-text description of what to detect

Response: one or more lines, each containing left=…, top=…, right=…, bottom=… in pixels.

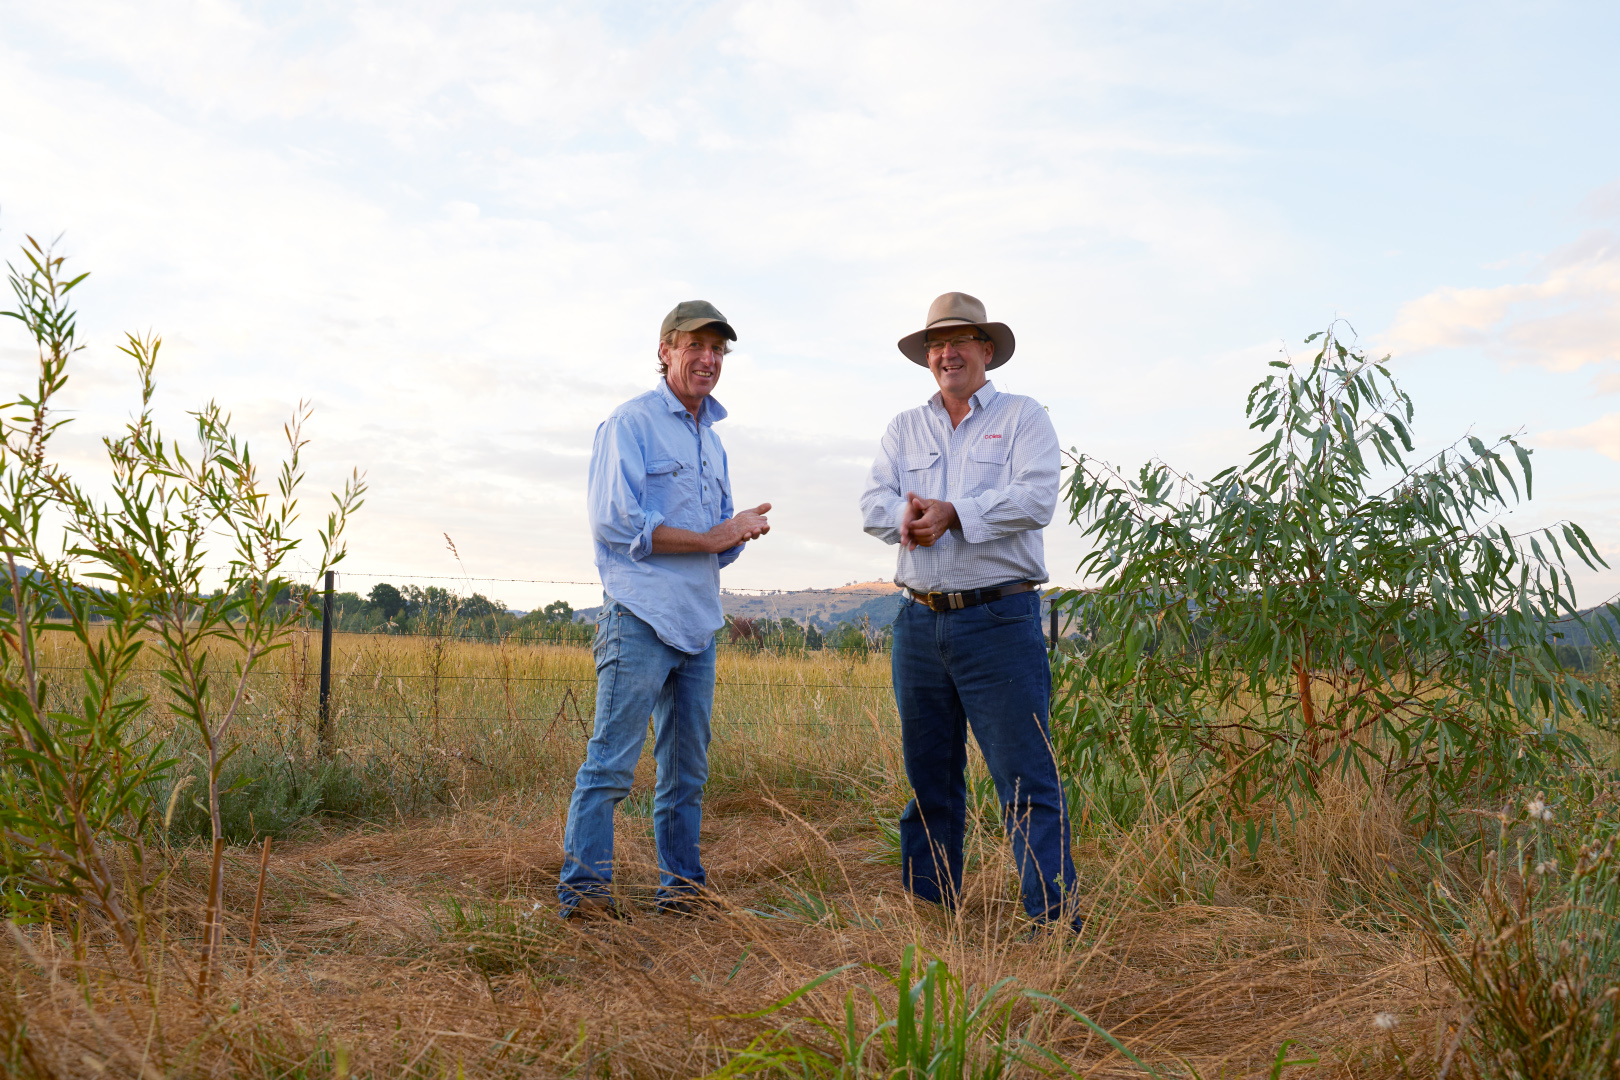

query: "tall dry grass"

left=3, top=632, right=1492, bottom=1077
left=30, top=630, right=900, bottom=808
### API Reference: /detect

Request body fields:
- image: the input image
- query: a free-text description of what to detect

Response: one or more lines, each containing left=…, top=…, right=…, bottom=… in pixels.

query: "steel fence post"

left=319, top=569, right=335, bottom=757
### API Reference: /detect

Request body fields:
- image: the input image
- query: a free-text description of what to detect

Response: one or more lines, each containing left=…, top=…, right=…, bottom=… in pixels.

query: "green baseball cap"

left=660, top=300, right=736, bottom=341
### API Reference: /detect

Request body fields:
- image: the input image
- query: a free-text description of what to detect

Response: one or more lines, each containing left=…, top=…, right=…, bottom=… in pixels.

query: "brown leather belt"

left=900, top=581, right=1037, bottom=613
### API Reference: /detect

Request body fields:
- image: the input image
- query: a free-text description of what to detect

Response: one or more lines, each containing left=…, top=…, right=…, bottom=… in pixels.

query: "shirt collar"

left=658, top=378, right=727, bottom=425
left=928, top=379, right=998, bottom=415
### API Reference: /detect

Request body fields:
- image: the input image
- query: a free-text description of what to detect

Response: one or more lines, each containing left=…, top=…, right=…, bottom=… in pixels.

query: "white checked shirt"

left=860, top=381, right=1060, bottom=593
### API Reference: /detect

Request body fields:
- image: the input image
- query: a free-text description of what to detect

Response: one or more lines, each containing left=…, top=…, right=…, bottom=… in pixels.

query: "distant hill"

left=719, top=581, right=902, bottom=629
left=1549, top=603, right=1620, bottom=649
left=575, top=581, right=903, bottom=629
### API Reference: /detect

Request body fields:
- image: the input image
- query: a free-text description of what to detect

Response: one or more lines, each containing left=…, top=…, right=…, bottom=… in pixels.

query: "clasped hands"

left=899, top=492, right=958, bottom=550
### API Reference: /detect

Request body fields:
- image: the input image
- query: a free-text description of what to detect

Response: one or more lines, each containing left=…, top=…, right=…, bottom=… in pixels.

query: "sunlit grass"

left=34, top=629, right=902, bottom=805
left=12, top=629, right=1614, bottom=1077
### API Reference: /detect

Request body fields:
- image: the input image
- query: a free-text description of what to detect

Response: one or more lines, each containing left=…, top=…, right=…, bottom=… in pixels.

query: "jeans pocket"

left=983, top=591, right=1036, bottom=622
left=592, top=605, right=619, bottom=666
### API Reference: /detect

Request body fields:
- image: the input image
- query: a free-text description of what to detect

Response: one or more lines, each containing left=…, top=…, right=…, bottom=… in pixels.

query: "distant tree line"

left=288, top=583, right=590, bottom=643
left=284, top=586, right=893, bottom=653
left=7, top=569, right=899, bottom=652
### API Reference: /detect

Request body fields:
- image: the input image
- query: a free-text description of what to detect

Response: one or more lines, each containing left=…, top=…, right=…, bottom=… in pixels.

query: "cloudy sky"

left=3, top=1, right=1619, bottom=611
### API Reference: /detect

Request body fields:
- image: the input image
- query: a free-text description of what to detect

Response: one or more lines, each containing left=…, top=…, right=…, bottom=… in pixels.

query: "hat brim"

left=670, top=317, right=737, bottom=341
left=897, top=320, right=1015, bottom=369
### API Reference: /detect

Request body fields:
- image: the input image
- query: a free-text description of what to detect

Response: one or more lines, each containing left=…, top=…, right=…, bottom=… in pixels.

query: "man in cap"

left=860, top=292, right=1082, bottom=934
left=559, top=300, right=772, bottom=919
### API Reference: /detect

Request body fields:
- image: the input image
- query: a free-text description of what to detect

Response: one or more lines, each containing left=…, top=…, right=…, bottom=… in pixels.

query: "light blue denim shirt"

left=588, top=379, right=740, bottom=653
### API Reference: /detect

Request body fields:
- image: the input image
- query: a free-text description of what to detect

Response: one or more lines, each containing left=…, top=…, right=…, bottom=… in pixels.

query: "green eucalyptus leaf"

left=1052, top=324, right=1607, bottom=850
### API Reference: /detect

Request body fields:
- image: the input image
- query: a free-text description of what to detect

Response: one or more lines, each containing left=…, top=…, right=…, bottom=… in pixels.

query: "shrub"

left=1055, top=326, right=1616, bottom=849
left=0, top=234, right=361, bottom=991
left=158, top=747, right=404, bottom=844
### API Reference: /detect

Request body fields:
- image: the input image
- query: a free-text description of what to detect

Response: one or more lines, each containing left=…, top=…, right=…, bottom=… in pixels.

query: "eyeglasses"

left=924, top=334, right=989, bottom=356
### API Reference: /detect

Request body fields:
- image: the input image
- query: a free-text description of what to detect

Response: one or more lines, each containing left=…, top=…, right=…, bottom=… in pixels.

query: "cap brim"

left=671, top=317, right=737, bottom=341
left=897, top=321, right=1015, bottom=369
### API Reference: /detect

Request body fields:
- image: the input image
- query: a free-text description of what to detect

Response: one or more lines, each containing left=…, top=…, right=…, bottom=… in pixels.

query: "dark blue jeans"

left=892, top=587, right=1078, bottom=924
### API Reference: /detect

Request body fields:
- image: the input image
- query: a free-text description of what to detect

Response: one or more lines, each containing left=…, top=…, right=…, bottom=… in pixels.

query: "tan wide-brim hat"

left=897, top=292, right=1015, bottom=370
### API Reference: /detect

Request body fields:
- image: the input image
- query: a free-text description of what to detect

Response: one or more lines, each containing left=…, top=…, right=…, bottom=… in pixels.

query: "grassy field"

left=6, top=630, right=1587, bottom=1078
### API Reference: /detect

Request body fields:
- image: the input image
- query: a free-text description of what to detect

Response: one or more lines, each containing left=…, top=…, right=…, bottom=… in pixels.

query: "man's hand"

left=899, top=492, right=957, bottom=549
left=898, top=495, right=924, bottom=549
left=648, top=503, right=772, bottom=555
left=708, top=502, right=772, bottom=551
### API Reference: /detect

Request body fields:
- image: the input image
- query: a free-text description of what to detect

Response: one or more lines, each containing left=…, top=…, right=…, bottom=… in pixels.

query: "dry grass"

left=32, top=631, right=900, bottom=806
left=4, top=634, right=1458, bottom=1078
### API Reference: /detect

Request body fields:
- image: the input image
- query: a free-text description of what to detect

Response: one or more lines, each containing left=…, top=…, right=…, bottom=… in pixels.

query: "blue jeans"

left=892, top=587, right=1078, bottom=924
left=558, top=599, right=715, bottom=912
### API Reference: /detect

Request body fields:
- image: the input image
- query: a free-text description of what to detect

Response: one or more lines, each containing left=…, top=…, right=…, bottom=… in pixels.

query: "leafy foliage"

left=300, top=582, right=593, bottom=642
left=367, top=581, right=405, bottom=619
left=454, top=591, right=504, bottom=618
left=539, top=599, right=574, bottom=623
left=0, top=239, right=167, bottom=969
left=158, top=745, right=408, bottom=844
left=0, top=235, right=362, bottom=989
left=1054, top=326, right=1616, bottom=847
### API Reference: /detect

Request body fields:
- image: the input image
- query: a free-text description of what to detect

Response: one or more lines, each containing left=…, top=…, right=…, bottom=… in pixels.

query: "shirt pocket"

left=964, top=437, right=1009, bottom=497
left=903, top=451, right=941, bottom=472
left=645, top=458, right=698, bottom=527
left=970, top=437, right=1009, bottom=465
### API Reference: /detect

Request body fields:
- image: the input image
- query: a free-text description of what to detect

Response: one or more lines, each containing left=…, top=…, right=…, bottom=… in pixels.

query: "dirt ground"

left=3, top=784, right=1446, bottom=1079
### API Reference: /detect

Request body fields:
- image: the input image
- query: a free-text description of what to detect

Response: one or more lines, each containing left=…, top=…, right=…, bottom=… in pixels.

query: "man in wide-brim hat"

left=860, top=291, right=1083, bottom=935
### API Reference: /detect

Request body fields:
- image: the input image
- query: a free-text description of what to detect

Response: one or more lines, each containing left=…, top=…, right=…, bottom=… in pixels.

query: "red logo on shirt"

left=983, top=433, right=1003, bottom=439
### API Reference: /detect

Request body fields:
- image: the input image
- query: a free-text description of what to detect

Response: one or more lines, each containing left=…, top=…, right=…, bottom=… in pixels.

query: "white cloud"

left=6, top=0, right=1618, bottom=604
left=3, top=1, right=1300, bottom=604
left=1541, top=413, right=1620, bottom=461
left=1385, top=230, right=1620, bottom=374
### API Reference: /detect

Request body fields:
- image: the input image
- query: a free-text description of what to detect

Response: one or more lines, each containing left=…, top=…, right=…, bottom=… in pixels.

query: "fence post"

left=1048, top=596, right=1058, bottom=656
left=318, top=570, right=334, bottom=757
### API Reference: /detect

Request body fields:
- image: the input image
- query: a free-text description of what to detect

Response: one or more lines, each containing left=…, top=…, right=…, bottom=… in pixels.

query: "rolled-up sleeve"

left=588, top=416, right=663, bottom=562
left=860, top=420, right=911, bottom=546
left=954, top=403, right=1059, bottom=544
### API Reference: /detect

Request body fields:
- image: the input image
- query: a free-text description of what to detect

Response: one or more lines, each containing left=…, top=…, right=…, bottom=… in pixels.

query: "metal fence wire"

left=103, top=570, right=1064, bottom=743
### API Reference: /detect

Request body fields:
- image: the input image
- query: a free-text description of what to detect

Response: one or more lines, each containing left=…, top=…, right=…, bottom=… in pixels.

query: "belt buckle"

left=923, top=590, right=962, bottom=612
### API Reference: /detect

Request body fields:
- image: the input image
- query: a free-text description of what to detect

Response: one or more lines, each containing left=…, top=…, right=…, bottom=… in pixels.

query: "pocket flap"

left=970, top=440, right=1008, bottom=464
left=647, top=458, right=681, bottom=475
left=902, top=451, right=940, bottom=471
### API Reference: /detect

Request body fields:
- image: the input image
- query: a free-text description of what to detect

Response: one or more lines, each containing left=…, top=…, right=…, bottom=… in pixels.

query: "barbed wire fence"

left=259, top=567, right=1071, bottom=753
left=156, top=556, right=1609, bottom=762
left=153, top=562, right=1073, bottom=753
